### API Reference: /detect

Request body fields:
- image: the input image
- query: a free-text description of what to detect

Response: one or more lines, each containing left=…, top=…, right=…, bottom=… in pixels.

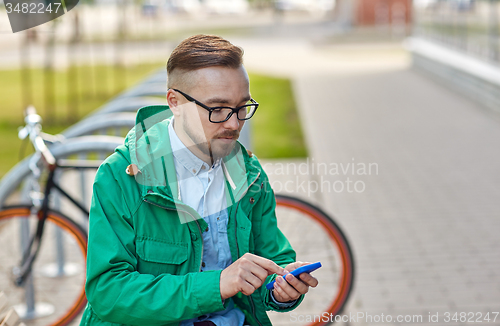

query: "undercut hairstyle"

left=166, top=34, right=244, bottom=90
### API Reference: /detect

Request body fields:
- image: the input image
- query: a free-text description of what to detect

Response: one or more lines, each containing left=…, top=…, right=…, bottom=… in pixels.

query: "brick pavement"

left=293, top=65, right=500, bottom=320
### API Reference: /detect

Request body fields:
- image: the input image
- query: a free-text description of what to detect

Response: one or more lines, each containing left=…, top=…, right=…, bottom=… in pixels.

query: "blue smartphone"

left=266, top=262, right=322, bottom=290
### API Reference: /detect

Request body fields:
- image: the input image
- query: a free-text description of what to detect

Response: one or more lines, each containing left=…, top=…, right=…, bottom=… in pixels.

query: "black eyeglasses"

left=171, top=88, right=259, bottom=123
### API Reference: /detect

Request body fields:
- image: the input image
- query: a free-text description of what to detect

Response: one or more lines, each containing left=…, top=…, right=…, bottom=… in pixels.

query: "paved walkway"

left=241, top=38, right=500, bottom=325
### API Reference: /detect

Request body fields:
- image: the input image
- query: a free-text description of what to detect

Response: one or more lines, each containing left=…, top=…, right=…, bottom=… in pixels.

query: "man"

left=80, top=34, right=318, bottom=326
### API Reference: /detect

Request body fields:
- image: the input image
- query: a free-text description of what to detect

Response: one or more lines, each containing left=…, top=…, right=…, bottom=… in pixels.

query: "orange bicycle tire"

left=274, top=194, right=355, bottom=326
left=0, top=206, right=88, bottom=326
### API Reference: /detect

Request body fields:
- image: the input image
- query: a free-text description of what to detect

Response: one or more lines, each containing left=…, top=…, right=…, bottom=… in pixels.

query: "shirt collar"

left=168, top=117, right=214, bottom=176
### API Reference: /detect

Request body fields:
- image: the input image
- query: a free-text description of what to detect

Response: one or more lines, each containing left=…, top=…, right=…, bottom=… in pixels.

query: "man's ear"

left=167, top=89, right=181, bottom=117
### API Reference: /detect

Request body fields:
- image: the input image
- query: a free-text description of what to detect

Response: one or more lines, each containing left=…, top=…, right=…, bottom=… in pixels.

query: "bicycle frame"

left=14, top=158, right=101, bottom=286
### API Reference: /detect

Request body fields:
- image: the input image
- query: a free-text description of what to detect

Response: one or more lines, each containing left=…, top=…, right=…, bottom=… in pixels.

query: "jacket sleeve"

left=251, top=168, right=305, bottom=312
left=85, top=158, right=225, bottom=325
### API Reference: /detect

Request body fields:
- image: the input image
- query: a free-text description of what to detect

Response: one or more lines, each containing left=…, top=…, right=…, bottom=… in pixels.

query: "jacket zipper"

left=232, top=173, right=263, bottom=326
left=233, top=171, right=260, bottom=260
left=143, top=199, right=204, bottom=272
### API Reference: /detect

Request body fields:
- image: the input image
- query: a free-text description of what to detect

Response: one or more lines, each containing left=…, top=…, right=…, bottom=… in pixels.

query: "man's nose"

left=223, top=112, right=241, bottom=130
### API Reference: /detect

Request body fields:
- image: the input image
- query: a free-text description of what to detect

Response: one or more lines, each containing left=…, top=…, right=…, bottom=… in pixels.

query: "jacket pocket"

left=136, top=237, right=188, bottom=275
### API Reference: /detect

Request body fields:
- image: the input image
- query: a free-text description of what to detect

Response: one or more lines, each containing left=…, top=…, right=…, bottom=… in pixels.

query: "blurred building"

left=408, top=0, right=500, bottom=112
left=331, top=0, right=411, bottom=34
left=355, top=0, right=412, bottom=26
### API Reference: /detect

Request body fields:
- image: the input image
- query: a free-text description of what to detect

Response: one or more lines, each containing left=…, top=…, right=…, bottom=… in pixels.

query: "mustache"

left=214, top=130, right=240, bottom=139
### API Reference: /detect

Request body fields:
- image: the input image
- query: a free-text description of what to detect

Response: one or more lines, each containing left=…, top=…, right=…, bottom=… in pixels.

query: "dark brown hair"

left=167, top=34, right=243, bottom=74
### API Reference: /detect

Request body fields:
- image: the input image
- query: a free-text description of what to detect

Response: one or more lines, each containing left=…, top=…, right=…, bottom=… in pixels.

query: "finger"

left=285, top=261, right=310, bottom=273
left=239, top=257, right=275, bottom=283
left=277, top=275, right=301, bottom=299
left=240, top=280, right=256, bottom=296
left=273, top=278, right=292, bottom=302
left=252, top=268, right=269, bottom=283
left=242, top=270, right=265, bottom=290
left=284, top=273, right=309, bottom=294
left=298, top=273, right=319, bottom=288
left=247, top=261, right=270, bottom=282
left=248, top=255, right=286, bottom=275
left=284, top=262, right=300, bottom=273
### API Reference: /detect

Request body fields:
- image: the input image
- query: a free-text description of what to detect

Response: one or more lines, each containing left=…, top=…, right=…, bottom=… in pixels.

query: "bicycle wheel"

left=267, top=195, right=355, bottom=326
left=0, top=206, right=87, bottom=326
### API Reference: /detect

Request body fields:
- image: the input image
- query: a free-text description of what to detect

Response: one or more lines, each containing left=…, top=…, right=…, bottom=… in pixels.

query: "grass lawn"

left=0, top=64, right=307, bottom=178
left=249, top=73, right=308, bottom=159
left=0, top=62, right=166, bottom=177
left=0, top=62, right=165, bottom=124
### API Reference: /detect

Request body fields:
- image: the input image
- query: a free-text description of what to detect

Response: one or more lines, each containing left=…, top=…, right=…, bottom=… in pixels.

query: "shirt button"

left=217, top=216, right=220, bottom=220
left=205, top=226, right=209, bottom=232
left=192, top=169, right=196, bottom=174
left=201, top=165, right=206, bottom=170
left=202, top=262, right=206, bottom=267
left=190, top=233, right=197, bottom=241
left=250, top=197, right=255, bottom=204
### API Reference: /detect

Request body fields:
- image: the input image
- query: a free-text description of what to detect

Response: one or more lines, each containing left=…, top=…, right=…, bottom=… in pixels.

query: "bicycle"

left=0, top=107, right=116, bottom=326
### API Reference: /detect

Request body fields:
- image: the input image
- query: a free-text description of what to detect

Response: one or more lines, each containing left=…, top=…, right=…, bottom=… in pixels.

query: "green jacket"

left=80, top=105, right=303, bottom=326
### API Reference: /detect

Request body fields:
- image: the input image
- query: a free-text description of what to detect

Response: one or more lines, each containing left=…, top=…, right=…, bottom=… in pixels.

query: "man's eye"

left=213, top=108, right=223, bottom=113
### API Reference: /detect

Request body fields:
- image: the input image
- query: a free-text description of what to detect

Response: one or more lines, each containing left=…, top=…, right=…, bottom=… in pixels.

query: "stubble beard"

left=183, top=118, right=239, bottom=161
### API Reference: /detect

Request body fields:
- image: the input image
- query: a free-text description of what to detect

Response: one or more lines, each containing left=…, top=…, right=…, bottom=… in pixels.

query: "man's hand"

left=272, top=261, right=319, bottom=303
left=220, top=253, right=287, bottom=300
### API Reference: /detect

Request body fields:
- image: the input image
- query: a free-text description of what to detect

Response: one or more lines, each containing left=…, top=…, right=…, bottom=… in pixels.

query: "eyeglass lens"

left=210, top=104, right=257, bottom=122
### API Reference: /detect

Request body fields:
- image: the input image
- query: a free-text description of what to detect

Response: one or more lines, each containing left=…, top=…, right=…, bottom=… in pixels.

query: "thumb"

left=276, top=266, right=288, bottom=276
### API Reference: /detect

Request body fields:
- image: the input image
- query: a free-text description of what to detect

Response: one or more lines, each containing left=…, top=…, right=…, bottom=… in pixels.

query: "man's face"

left=168, top=65, right=250, bottom=163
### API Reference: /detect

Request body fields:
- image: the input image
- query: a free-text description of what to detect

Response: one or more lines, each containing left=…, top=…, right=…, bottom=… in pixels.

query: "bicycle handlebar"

left=19, top=106, right=57, bottom=169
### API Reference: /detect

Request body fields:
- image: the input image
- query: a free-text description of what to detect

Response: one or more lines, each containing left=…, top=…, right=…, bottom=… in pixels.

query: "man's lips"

left=217, top=137, right=236, bottom=143
left=213, top=131, right=239, bottom=143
